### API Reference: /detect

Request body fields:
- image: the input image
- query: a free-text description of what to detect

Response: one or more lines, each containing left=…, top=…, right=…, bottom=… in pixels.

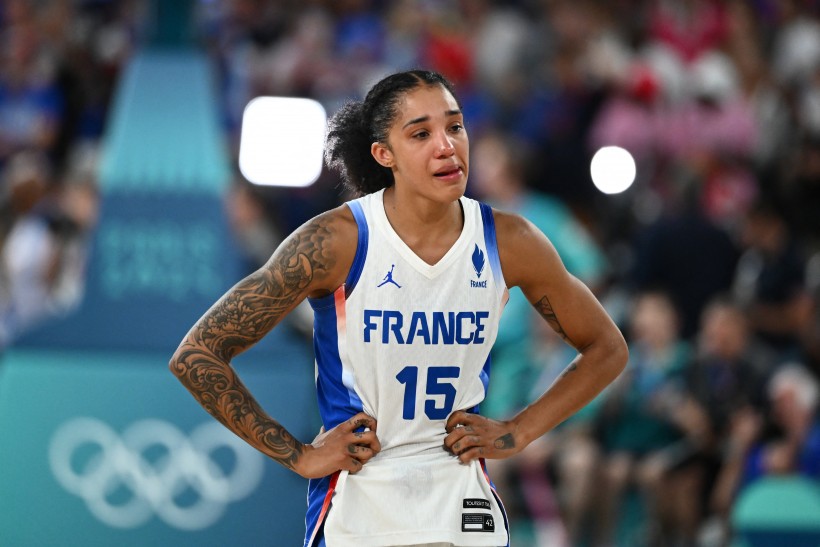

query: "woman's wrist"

left=509, top=412, right=537, bottom=450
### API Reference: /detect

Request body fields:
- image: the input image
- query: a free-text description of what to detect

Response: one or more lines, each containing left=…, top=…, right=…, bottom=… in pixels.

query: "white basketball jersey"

left=305, top=189, right=509, bottom=547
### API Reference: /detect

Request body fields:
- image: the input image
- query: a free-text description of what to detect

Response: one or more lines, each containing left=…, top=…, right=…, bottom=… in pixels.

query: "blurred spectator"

left=723, top=0, right=791, bottom=177
left=631, top=180, right=739, bottom=339
left=587, top=55, right=664, bottom=169
left=672, top=297, right=773, bottom=544
left=770, top=0, right=820, bottom=91
left=593, top=290, right=692, bottom=546
left=740, top=364, right=820, bottom=481
left=783, top=136, right=820, bottom=252
left=709, top=363, right=820, bottom=544
left=419, top=1, right=473, bottom=87
left=732, top=198, right=814, bottom=360
left=647, top=0, right=729, bottom=63
left=0, top=13, right=62, bottom=166
left=381, top=0, right=425, bottom=70
left=48, top=0, right=138, bottom=164
left=0, top=151, right=50, bottom=346
left=513, top=0, right=612, bottom=209
left=0, top=149, right=97, bottom=348
left=802, top=253, right=820, bottom=378
left=664, top=51, right=759, bottom=228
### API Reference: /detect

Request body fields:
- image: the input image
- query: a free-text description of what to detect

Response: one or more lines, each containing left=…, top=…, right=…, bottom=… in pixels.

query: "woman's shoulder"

left=487, top=206, right=547, bottom=247
left=483, top=206, right=564, bottom=288
left=286, top=203, right=358, bottom=295
left=299, top=201, right=358, bottom=237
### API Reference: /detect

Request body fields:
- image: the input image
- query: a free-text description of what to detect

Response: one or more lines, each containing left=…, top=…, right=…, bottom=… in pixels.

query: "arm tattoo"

left=494, top=433, right=515, bottom=450
left=169, top=215, right=337, bottom=470
left=201, top=216, right=336, bottom=360
left=170, top=354, right=304, bottom=470
left=533, top=294, right=576, bottom=347
left=560, top=363, right=579, bottom=378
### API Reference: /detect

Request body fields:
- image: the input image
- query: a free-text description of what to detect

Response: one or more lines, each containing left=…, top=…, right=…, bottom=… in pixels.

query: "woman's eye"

left=413, top=131, right=429, bottom=139
left=450, top=123, right=464, bottom=133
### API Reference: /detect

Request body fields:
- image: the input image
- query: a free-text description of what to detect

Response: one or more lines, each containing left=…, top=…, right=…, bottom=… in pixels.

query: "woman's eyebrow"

left=402, top=110, right=463, bottom=130
left=402, top=115, right=429, bottom=129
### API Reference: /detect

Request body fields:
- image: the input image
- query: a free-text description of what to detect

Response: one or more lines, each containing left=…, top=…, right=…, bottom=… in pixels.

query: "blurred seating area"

left=2, top=1, right=820, bottom=546
left=0, top=0, right=140, bottom=347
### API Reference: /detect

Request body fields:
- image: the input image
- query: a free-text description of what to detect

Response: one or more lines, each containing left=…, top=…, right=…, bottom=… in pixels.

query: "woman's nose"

left=436, top=134, right=455, bottom=156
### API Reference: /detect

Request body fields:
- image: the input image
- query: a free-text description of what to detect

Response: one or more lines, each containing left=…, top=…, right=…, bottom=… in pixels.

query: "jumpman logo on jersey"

left=377, top=264, right=402, bottom=288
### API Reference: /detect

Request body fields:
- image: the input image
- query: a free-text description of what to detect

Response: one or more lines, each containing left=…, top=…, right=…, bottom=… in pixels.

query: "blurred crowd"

left=0, top=0, right=141, bottom=346
left=3, top=0, right=820, bottom=546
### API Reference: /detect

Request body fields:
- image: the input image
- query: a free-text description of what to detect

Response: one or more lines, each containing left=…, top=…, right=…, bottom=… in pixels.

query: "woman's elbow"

left=168, top=340, right=194, bottom=380
left=605, top=330, right=629, bottom=381
left=168, top=351, right=185, bottom=380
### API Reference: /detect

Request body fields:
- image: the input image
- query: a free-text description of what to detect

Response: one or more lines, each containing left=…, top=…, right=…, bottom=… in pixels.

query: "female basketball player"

left=169, top=70, right=628, bottom=547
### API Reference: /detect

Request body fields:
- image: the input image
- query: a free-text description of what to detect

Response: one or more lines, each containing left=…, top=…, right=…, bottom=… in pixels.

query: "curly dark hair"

left=324, top=70, right=459, bottom=196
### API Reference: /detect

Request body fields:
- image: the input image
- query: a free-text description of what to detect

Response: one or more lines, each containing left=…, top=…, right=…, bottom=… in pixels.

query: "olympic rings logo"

left=49, top=417, right=265, bottom=530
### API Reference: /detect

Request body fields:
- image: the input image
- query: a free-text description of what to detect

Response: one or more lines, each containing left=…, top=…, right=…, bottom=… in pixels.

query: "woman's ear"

left=371, top=142, right=394, bottom=168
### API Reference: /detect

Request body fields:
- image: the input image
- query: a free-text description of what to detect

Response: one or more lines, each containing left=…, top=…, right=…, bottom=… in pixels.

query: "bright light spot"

left=590, top=146, right=636, bottom=194
left=239, top=97, right=327, bottom=187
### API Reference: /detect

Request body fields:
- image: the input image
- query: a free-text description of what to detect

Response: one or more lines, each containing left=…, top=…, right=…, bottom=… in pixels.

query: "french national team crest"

left=470, top=245, right=487, bottom=288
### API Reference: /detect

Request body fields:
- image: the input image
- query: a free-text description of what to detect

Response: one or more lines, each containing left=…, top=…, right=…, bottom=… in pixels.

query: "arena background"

left=1, top=1, right=820, bottom=546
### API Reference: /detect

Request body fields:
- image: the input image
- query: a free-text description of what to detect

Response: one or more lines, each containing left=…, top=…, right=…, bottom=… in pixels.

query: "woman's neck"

left=382, top=186, right=464, bottom=265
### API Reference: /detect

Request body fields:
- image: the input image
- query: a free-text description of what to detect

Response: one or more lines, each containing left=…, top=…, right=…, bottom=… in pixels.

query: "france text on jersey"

left=363, top=310, right=490, bottom=345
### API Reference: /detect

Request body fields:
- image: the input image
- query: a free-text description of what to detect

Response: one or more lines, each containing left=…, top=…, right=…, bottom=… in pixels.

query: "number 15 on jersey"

left=396, top=366, right=460, bottom=420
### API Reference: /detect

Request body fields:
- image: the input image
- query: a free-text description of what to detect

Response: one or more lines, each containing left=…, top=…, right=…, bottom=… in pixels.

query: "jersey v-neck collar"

left=372, top=188, right=474, bottom=280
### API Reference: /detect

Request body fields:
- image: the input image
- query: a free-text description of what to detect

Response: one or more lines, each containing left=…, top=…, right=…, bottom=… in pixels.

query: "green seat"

left=732, top=476, right=820, bottom=547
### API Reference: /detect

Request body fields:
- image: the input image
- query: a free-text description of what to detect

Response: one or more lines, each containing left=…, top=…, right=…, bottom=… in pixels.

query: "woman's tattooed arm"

left=169, top=212, right=341, bottom=471
left=533, top=294, right=580, bottom=378
left=533, top=294, right=576, bottom=347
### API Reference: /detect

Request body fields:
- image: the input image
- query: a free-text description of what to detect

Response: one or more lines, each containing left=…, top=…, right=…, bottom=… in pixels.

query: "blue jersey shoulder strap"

left=344, top=198, right=369, bottom=297
left=479, top=202, right=503, bottom=286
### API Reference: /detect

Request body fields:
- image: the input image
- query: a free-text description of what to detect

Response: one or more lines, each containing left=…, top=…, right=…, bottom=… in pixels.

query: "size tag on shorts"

left=462, top=513, right=495, bottom=532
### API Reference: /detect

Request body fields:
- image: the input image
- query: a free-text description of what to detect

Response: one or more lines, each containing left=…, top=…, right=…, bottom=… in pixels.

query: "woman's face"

left=373, top=84, right=469, bottom=204
left=631, top=293, right=678, bottom=348
left=700, top=306, right=748, bottom=360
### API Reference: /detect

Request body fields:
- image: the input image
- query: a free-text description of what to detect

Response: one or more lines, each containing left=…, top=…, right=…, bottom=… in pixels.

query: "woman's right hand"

left=294, top=412, right=380, bottom=479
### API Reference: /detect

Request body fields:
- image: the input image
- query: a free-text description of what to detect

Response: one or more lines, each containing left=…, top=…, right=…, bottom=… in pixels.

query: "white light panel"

left=590, top=146, right=636, bottom=195
left=238, top=97, right=327, bottom=187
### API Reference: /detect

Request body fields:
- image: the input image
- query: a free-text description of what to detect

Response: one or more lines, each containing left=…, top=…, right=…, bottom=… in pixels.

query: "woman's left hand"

left=443, top=410, right=521, bottom=463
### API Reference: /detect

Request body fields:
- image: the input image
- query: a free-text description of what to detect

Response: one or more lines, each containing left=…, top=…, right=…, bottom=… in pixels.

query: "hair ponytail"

left=324, top=100, right=393, bottom=196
